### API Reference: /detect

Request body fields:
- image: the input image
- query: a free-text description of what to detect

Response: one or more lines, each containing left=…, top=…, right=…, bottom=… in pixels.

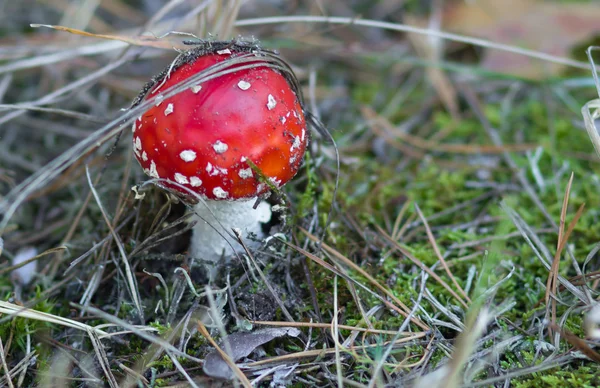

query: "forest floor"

left=1, top=1, right=600, bottom=387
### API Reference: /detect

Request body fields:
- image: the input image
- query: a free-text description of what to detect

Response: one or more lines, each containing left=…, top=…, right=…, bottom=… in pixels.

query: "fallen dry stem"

left=549, top=323, right=600, bottom=363
left=243, top=332, right=427, bottom=368
left=251, top=321, right=420, bottom=336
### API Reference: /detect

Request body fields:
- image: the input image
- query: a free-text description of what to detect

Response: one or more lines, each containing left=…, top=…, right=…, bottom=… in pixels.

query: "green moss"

left=513, top=363, right=600, bottom=388
left=0, top=287, right=56, bottom=352
left=295, top=151, right=319, bottom=221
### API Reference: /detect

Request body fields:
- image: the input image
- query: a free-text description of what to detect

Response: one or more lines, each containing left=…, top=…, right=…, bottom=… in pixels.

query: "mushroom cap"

left=133, top=49, right=308, bottom=201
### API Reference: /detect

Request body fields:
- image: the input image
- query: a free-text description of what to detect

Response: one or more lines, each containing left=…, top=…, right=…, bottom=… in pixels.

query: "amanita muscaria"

left=131, top=40, right=308, bottom=263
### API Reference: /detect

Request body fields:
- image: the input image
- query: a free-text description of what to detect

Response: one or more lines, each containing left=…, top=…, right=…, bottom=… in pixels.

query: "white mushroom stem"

left=189, top=197, right=272, bottom=264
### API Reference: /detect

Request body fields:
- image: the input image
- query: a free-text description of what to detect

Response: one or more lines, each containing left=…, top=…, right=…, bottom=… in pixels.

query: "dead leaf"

left=443, top=0, right=600, bottom=78
left=203, top=327, right=301, bottom=380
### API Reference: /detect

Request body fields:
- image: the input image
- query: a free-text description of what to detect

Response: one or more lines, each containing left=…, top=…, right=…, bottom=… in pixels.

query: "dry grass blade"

left=79, top=304, right=199, bottom=363
left=117, top=363, right=149, bottom=385
left=0, top=301, right=108, bottom=335
left=0, top=40, right=128, bottom=76
left=86, top=329, right=118, bottom=388
left=30, top=23, right=182, bottom=50
left=167, top=350, right=200, bottom=388
left=296, top=229, right=430, bottom=330
left=289, top=239, right=427, bottom=330
left=0, top=301, right=124, bottom=386
left=444, top=309, right=492, bottom=388
left=0, top=246, right=66, bottom=275
left=85, top=166, right=144, bottom=322
left=549, top=323, right=600, bottom=363
left=233, top=231, right=295, bottom=323
left=364, top=106, right=536, bottom=154
left=251, top=320, right=419, bottom=336
left=373, top=225, right=469, bottom=309
left=582, top=47, right=600, bottom=159
left=235, top=16, right=590, bottom=70
left=333, top=276, right=344, bottom=388
left=244, top=333, right=426, bottom=368
left=414, top=203, right=470, bottom=304
left=0, top=336, right=14, bottom=388
left=0, top=352, right=36, bottom=387
left=197, top=320, right=252, bottom=388
left=545, top=173, right=586, bottom=337
left=501, top=202, right=588, bottom=303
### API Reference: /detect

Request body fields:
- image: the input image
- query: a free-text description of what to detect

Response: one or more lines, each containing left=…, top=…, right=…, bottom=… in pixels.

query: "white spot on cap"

left=290, top=136, right=301, bottom=152
left=280, top=116, right=286, bottom=124
left=155, top=94, right=164, bottom=106
left=212, top=141, right=228, bottom=154
left=238, top=168, right=253, bottom=179
left=190, top=84, right=202, bottom=93
left=190, top=176, right=202, bottom=187
left=267, top=94, right=277, bottom=110
left=179, top=150, right=197, bottom=162
left=301, top=128, right=306, bottom=142
left=206, top=163, right=227, bottom=176
left=131, top=122, right=136, bottom=133
left=237, top=80, right=251, bottom=90
left=213, top=187, right=228, bottom=199
left=217, top=49, right=232, bottom=55
left=269, top=177, right=282, bottom=188
left=174, top=173, right=189, bottom=185
left=134, top=137, right=142, bottom=150
left=142, top=151, right=148, bottom=161
left=240, top=156, right=247, bottom=162
left=256, top=183, right=266, bottom=194
left=293, top=110, right=298, bottom=118
left=149, top=161, right=159, bottom=178
left=164, top=103, right=174, bottom=116
left=289, top=155, right=297, bottom=165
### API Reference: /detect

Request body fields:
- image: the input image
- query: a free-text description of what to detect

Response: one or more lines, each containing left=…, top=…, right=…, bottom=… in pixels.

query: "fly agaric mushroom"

left=131, top=40, right=308, bottom=263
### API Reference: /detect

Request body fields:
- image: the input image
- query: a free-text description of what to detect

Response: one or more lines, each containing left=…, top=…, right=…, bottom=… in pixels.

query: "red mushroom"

left=132, top=40, right=308, bottom=263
